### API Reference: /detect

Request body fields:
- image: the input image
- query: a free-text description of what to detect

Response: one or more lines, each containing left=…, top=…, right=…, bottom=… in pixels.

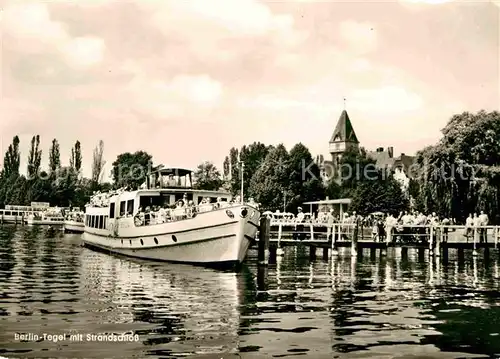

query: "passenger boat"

left=26, top=207, right=65, bottom=225
left=63, top=210, right=84, bottom=233
left=0, top=202, right=50, bottom=224
left=82, top=167, right=261, bottom=269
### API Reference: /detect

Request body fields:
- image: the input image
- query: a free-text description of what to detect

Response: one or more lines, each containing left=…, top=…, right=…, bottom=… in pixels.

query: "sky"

left=0, top=0, right=499, bottom=180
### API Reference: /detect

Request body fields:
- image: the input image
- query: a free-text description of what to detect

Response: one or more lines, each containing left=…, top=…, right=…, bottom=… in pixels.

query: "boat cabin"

left=146, top=167, right=193, bottom=190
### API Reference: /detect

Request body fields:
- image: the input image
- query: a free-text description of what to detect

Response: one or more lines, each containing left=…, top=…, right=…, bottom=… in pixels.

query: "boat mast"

left=240, top=159, right=244, bottom=204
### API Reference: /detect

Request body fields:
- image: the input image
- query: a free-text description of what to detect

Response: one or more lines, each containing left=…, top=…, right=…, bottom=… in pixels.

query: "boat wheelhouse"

left=82, top=167, right=261, bottom=268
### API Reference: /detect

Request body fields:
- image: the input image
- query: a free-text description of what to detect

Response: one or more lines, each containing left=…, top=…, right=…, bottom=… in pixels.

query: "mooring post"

left=309, top=246, right=316, bottom=261
left=442, top=229, right=449, bottom=265
left=435, top=226, right=441, bottom=257
left=258, top=216, right=271, bottom=265
left=351, top=218, right=359, bottom=257
left=331, top=224, right=338, bottom=256
left=473, top=226, right=478, bottom=257
left=401, top=247, right=408, bottom=260
left=323, top=247, right=329, bottom=260
left=429, top=225, right=434, bottom=256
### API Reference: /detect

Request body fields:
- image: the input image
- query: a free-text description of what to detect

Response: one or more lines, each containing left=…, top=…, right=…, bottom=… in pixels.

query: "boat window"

left=12, top=211, right=18, bottom=216
left=109, top=203, right=115, bottom=219
left=104, top=215, right=108, bottom=229
left=126, top=200, right=134, bottom=216
left=139, top=194, right=169, bottom=209
left=91, top=215, right=95, bottom=228
left=119, top=201, right=126, bottom=216
left=5, top=211, right=11, bottom=216
left=98, top=215, right=103, bottom=229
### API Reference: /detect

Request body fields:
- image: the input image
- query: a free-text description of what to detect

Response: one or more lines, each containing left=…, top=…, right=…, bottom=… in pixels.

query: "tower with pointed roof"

left=328, top=109, right=360, bottom=168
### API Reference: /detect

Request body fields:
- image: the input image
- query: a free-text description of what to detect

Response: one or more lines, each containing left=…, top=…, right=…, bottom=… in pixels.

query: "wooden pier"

left=256, top=220, right=500, bottom=262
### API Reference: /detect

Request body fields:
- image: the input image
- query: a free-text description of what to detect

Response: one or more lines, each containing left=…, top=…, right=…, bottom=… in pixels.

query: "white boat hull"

left=64, top=220, right=84, bottom=233
left=82, top=205, right=260, bottom=268
left=26, top=218, right=64, bottom=225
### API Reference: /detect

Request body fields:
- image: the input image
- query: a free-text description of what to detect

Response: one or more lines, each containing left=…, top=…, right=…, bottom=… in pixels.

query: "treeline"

left=0, top=136, right=109, bottom=208
left=409, top=110, right=500, bottom=223
left=193, top=142, right=407, bottom=215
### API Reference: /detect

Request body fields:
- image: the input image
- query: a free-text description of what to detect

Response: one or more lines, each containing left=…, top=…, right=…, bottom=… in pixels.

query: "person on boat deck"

left=214, top=197, right=223, bottom=209
left=234, top=195, right=241, bottom=203
left=134, top=207, right=145, bottom=226
left=158, top=205, right=166, bottom=223
left=248, top=197, right=258, bottom=208
left=199, top=198, right=212, bottom=212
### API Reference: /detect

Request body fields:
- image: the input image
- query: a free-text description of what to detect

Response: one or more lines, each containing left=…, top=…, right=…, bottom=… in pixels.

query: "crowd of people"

left=133, top=195, right=260, bottom=226
left=268, top=208, right=492, bottom=243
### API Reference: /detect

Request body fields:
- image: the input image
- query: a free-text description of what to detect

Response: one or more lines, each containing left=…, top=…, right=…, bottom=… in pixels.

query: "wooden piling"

left=1, top=212, right=3, bottom=225
left=351, top=218, right=359, bottom=257
left=473, top=226, right=478, bottom=256
left=429, top=226, right=434, bottom=256
left=458, top=248, right=465, bottom=262
left=257, top=266, right=268, bottom=291
left=269, top=247, right=277, bottom=264
left=309, top=246, right=316, bottom=261
left=322, top=247, right=329, bottom=260
left=331, top=224, right=338, bottom=256
left=401, top=247, right=408, bottom=260
left=418, top=247, right=425, bottom=262
left=21, top=213, right=24, bottom=226
left=435, top=226, right=441, bottom=257
left=370, top=247, right=376, bottom=260
left=258, top=216, right=271, bottom=265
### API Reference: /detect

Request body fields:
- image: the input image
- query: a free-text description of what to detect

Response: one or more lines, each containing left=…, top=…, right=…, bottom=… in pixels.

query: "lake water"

left=1, top=225, right=500, bottom=359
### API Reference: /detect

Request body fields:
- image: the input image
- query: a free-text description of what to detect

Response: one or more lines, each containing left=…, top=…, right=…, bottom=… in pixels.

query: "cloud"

left=0, top=0, right=495, bottom=177
left=350, top=86, right=424, bottom=113
left=142, top=0, right=295, bottom=37
left=123, top=73, right=224, bottom=119
left=2, top=2, right=105, bottom=68
left=399, top=0, right=454, bottom=3
left=62, top=37, right=106, bottom=68
left=338, top=20, right=377, bottom=54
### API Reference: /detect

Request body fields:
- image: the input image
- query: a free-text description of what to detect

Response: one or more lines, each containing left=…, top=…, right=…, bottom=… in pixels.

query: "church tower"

left=328, top=109, right=359, bottom=169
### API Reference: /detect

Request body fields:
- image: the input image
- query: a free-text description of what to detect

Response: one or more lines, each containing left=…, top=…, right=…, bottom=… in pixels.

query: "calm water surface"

left=1, top=225, right=500, bottom=358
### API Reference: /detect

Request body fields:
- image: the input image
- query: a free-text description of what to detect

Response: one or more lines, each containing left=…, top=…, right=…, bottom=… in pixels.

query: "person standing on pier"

left=296, top=207, right=305, bottom=240
left=473, top=213, right=481, bottom=244
left=465, top=214, right=473, bottom=242
left=479, top=211, right=489, bottom=243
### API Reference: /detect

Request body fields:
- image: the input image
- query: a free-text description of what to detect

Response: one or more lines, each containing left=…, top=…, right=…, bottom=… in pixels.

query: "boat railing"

left=132, top=201, right=259, bottom=227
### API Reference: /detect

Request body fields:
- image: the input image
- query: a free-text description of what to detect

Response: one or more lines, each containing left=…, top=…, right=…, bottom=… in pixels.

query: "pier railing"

left=266, top=221, right=500, bottom=253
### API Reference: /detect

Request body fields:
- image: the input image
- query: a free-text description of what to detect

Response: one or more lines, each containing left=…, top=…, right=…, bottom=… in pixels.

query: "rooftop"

left=329, top=110, right=359, bottom=144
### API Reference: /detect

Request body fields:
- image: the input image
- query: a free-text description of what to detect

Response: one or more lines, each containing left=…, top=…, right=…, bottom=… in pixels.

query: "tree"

left=193, top=162, right=223, bottom=190
left=249, top=144, right=291, bottom=210
left=225, top=142, right=272, bottom=196
left=27, top=135, right=42, bottom=179
left=111, top=151, right=153, bottom=189
left=350, top=171, right=409, bottom=216
left=412, top=111, right=500, bottom=222
left=286, top=143, right=325, bottom=211
left=1, top=136, right=20, bottom=179
left=337, top=147, right=376, bottom=198
left=70, top=140, right=82, bottom=174
left=91, top=140, right=106, bottom=187
left=48, top=139, right=61, bottom=173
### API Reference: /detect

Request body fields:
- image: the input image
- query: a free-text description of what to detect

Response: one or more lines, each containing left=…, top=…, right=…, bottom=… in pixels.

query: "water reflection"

left=1, top=230, right=500, bottom=358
